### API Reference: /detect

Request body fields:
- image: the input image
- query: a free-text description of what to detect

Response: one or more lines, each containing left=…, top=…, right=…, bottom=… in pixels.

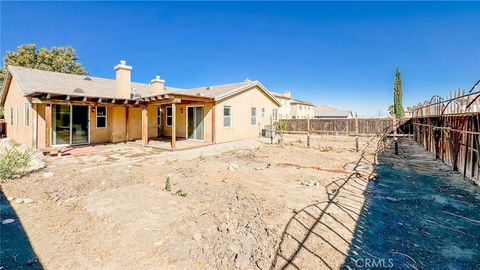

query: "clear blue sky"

left=1, top=1, right=479, bottom=117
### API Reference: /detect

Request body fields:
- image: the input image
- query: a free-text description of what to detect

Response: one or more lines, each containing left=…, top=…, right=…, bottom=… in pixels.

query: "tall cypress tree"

left=393, top=68, right=404, bottom=118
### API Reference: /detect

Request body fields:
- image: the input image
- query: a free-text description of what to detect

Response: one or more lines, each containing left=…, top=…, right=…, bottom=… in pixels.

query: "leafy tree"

left=388, top=104, right=394, bottom=116
left=0, top=44, right=87, bottom=118
left=392, top=67, right=404, bottom=118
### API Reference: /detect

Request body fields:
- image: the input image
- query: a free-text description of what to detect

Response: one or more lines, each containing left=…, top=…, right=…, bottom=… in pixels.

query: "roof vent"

left=206, top=86, right=212, bottom=90
left=197, top=93, right=204, bottom=96
left=83, top=76, right=92, bottom=81
left=73, top=88, right=85, bottom=93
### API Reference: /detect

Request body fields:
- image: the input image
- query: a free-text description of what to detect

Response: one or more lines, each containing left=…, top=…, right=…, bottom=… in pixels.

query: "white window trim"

left=223, top=105, right=232, bottom=128
left=24, top=102, right=30, bottom=127
left=166, top=106, right=173, bottom=127
left=96, top=106, right=107, bottom=129
left=251, top=107, right=257, bottom=125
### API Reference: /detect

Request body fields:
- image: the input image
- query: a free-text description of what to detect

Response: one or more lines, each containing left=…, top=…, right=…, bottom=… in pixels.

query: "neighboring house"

left=404, top=106, right=413, bottom=118
left=270, top=91, right=292, bottom=120
left=0, top=61, right=280, bottom=150
left=314, top=105, right=353, bottom=119
left=290, top=99, right=315, bottom=119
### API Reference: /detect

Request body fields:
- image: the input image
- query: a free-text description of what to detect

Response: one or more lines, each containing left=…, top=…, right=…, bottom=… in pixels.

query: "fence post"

left=307, top=118, right=310, bottom=148
left=355, top=113, right=359, bottom=152
left=270, top=115, right=273, bottom=144
left=463, top=117, right=470, bottom=179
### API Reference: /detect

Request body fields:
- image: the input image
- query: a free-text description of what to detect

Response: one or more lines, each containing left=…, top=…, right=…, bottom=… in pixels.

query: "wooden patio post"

left=171, top=103, right=176, bottom=150
left=45, top=104, right=51, bottom=148
left=211, top=103, right=216, bottom=143
left=125, top=107, right=129, bottom=142
left=141, top=106, right=148, bottom=145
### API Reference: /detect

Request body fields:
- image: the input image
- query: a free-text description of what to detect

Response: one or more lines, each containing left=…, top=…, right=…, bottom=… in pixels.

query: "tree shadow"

left=270, top=143, right=377, bottom=270
left=0, top=191, right=43, bottom=269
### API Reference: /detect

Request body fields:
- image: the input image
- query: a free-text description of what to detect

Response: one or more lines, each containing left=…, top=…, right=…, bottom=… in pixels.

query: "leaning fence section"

left=411, top=80, right=480, bottom=185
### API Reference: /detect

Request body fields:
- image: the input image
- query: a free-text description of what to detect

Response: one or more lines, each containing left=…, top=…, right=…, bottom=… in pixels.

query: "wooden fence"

left=413, top=115, right=480, bottom=185
left=276, top=118, right=404, bottom=136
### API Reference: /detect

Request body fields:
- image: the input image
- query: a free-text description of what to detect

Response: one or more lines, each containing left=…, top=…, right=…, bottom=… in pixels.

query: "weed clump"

left=175, top=189, right=188, bottom=197
left=165, top=176, right=172, bottom=191
left=0, top=147, right=32, bottom=180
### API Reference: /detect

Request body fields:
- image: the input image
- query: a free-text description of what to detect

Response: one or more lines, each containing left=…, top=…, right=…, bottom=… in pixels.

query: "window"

left=251, top=107, right=256, bottom=125
left=273, top=108, right=278, bottom=121
left=223, top=105, right=232, bottom=127
left=9, top=107, right=13, bottom=126
left=24, top=103, right=30, bottom=127
left=166, top=106, right=173, bottom=126
left=96, top=106, right=107, bottom=128
left=262, top=108, right=265, bottom=118
left=157, top=107, right=162, bottom=127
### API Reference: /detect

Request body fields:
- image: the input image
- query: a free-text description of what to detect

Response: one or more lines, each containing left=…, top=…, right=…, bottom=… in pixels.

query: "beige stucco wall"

left=4, top=79, right=35, bottom=148
left=291, top=104, right=315, bottom=119
left=215, top=86, right=279, bottom=143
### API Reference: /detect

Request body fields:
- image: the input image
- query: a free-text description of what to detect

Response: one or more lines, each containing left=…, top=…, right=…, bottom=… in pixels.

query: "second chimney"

left=151, top=75, right=165, bottom=95
left=114, top=60, right=132, bottom=99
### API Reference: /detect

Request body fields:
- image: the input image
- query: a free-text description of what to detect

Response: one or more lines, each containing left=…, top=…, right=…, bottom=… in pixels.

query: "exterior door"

left=187, top=106, right=204, bottom=140
left=52, top=105, right=89, bottom=146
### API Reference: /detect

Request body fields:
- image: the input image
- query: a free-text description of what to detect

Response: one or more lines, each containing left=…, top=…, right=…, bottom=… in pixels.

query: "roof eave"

left=214, top=81, right=281, bottom=106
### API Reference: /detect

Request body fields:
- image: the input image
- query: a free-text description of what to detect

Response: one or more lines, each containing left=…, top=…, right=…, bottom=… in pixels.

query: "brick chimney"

left=114, top=60, right=132, bottom=99
left=150, top=75, right=165, bottom=95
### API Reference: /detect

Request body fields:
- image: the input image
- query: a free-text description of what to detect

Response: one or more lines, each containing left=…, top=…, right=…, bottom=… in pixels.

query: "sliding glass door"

left=52, top=105, right=71, bottom=145
left=187, top=106, right=204, bottom=140
left=52, top=105, right=89, bottom=146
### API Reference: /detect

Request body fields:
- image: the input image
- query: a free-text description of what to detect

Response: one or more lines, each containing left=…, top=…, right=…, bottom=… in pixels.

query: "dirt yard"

left=1, top=135, right=378, bottom=270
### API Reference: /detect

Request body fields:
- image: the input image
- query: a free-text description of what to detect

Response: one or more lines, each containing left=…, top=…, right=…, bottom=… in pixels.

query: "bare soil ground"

left=1, top=135, right=378, bottom=270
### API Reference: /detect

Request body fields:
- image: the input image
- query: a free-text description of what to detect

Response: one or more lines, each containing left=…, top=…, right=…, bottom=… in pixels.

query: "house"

left=314, top=105, right=353, bottom=119
left=0, top=61, right=280, bottom=150
left=290, top=99, right=315, bottom=119
left=271, top=91, right=291, bottom=120
left=270, top=91, right=315, bottom=119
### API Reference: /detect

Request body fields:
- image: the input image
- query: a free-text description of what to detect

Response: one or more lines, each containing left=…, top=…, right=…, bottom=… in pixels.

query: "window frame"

left=157, top=107, right=162, bottom=127
left=10, top=107, right=13, bottom=126
left=96, top=106, right=107, bottom=129
left=273, top=108, right=278, bottom=121
left=223, top=105, right=232, bottom=128
left=166, top=106, right=173, bottom=126
left=251, top=107, right=257, bottom=125
left=262, top=108, right=265, bottom=118
left=24, top=102, right=30, bottom=127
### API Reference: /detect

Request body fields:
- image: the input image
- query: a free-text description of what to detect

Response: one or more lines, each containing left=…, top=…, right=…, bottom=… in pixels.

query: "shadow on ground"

left=272, top=138, right=480, bottom=270
left=0, top=191, right=42, bottom=269
left=270, top=145, right=376, bottom=270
